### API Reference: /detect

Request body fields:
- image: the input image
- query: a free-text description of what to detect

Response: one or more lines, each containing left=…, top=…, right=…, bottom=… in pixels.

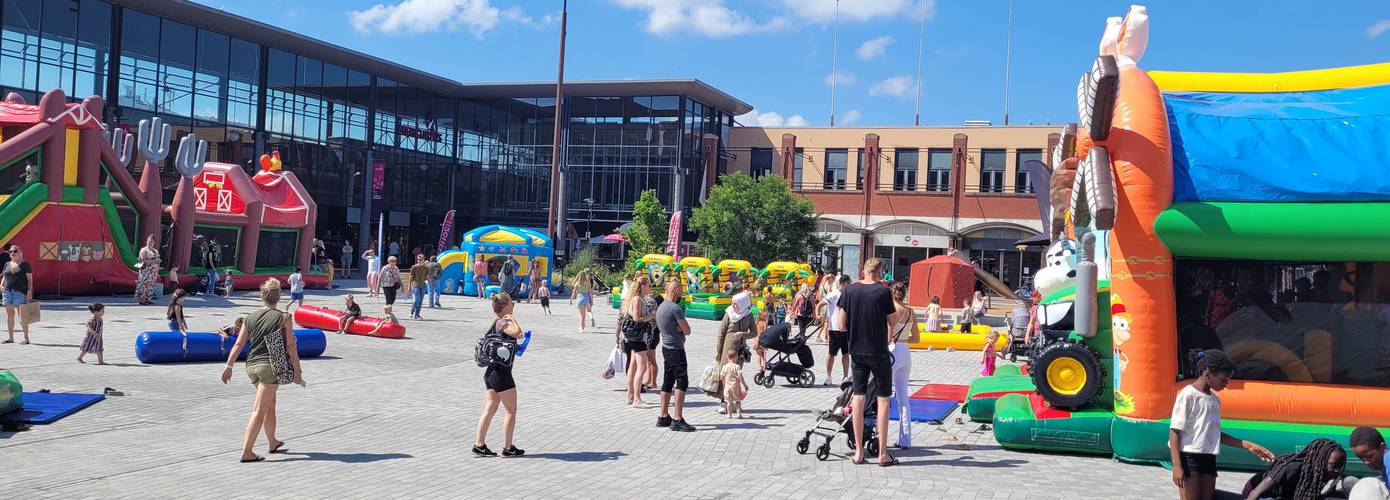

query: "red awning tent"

left=907, top=254, right=975, bottom=309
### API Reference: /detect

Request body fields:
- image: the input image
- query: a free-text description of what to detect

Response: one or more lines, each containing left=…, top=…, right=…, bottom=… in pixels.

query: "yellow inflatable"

left=907, top=324, right=1005, bottom=351
left=1150, top=61, right=1390, bottom=93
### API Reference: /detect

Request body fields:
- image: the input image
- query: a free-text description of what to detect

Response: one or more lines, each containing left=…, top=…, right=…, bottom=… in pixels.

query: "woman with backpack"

left=618, top=277, right=656, bottom=408
left=789, top=283, right=816, bottom=338
left=473, top=293, right=526, bottom=457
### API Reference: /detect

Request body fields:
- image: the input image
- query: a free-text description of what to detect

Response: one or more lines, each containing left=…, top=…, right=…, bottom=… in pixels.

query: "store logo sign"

left=396, top=119, right=442, bottom=142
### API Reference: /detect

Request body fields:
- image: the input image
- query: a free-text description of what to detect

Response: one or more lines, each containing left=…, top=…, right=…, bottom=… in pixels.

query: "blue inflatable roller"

left=135, top=329, right=327, bottom=364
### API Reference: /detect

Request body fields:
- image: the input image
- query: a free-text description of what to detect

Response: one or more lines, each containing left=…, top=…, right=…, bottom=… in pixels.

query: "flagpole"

left=548, top=0, right=569, bottom=255
left=913, top=0, right=926, bottom=126
left=1003, top=0, right=1013, bottom=126
left=829, top=0, right=839, bottom=127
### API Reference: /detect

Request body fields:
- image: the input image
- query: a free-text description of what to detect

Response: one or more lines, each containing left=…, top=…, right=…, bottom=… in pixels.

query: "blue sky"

left=194, top=0, right=1390, bottom=127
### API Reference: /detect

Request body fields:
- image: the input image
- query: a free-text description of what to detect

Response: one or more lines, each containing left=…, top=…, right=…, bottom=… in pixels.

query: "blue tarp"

left=0, top=392, right=104, bottom=424
left=888, top=398, right=959, bottom=423
left=1165, top=84, right=1390, bottom=202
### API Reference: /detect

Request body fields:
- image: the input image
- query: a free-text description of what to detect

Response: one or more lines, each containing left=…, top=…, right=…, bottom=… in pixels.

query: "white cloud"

left=349, top=0, right=519, bottom=36
left=856, top=36, right=893, bottom=60
left=614, top=0, right=788, bottom=38
left=785, top=0, right=935, bottom=23
left=841, top=109, right=862, bottom=125
left=824, top=70, right=857, bottom=86
left=737, top=109, right=811, bottom=127
left=869, top=75, right=913, bottom=98
left=1367, top=20, right=1390, bottom=39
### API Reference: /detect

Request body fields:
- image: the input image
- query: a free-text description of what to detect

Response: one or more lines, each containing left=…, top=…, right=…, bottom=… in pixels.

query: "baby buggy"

left=754, top=322, right=817, bottom=388
left=796, top=380, right=879, bottom=461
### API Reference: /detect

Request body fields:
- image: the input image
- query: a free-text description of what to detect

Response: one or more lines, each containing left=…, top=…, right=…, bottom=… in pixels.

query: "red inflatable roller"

left=293, top=304, right=405, bottom=339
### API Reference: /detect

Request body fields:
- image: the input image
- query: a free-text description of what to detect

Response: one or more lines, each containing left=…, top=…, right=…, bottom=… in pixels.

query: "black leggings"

left=383, top=285, right=398, bottom=305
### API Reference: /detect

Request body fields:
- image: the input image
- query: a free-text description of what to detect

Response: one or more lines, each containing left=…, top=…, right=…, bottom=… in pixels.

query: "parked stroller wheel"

left=797, top=371, right=816, bottom=388
left=815, top=444, right=830, bottom=461
left=762, top=374, right=775, bottom=388
left=866, top=436, right=880, bottom=457
left=753, top=372, right=765, bottom=386
left=796, top=437, right=810, bottom=454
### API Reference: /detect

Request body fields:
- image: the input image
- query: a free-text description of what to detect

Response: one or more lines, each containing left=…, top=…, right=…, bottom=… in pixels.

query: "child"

left=166, top=266, right=181, bottom=297
left=368, top=305, right=399, bottom=336
left=219, top=317, right=244, bottom=338
left=1169, top=349, right=1274, bottom=500
left=167, top=289, right=188, bottom=333
left=981, top=330, right=1005, bottom=376
left=287, top=267, right=305, bottom=311
left=221, top=268, right=235, bottom=297
left=925, top=296, right=942, bottom=333
left=77, top=303, right=105, bottom=364
left=1241, top=438, right=1344, bottom=500
left=337, top=295, right=361, bottom=334
left=537, top=279, right=552, bottom=316
left=720, top=350, right=747, bottom=418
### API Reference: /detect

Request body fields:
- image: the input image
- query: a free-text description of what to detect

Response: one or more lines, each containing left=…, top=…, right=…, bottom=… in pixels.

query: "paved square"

left=0, top=281, right=1251, bottom=499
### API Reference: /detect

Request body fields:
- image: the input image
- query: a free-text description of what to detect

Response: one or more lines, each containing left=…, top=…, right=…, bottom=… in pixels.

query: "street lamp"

left=583, top=197, right=595, bottom=247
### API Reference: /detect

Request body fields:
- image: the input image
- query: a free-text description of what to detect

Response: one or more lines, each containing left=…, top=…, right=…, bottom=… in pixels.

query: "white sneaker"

left=823, top=378, right=832, bottom=386
left=717, top=406, right=727, bottom=414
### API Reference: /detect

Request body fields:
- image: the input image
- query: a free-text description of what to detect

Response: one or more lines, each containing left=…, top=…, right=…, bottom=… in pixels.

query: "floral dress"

left=135, top=247, right=159, bottom=304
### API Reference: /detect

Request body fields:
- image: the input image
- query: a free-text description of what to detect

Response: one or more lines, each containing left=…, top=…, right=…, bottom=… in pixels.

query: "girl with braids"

left=1169, top=349, right=1275, bottom=500
left=1242, top=438, right=1346, bottom=500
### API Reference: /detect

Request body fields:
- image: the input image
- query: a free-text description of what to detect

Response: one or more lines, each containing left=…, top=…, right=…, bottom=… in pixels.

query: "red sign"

left=396, top=122, right=442, bottom=142
left=372, top=160, right=385, bottom=199
left=438, top=210, right=455, bottom=251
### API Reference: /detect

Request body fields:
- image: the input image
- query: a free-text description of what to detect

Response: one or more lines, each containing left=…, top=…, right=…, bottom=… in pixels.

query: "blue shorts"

left=2, top=290, right=24, bottom=306
left=577, top=292, right=592, bottom=307
left=291, top=291, right=304, bottom=300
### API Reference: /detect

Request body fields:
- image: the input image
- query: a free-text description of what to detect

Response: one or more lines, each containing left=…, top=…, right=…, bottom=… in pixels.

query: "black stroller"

left=796, top=380, right=879, bottom=461
left=753, top=322, right=817, bottom=388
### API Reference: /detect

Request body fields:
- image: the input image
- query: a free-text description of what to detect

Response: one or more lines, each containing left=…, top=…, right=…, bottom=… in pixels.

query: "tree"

left=621, top=189, right=669, bottom=257
left=691, top=172, right=827, bottom=262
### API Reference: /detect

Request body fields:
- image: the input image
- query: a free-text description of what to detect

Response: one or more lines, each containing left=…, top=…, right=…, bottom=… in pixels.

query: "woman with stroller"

left=889, top=283, right=921, bottom=449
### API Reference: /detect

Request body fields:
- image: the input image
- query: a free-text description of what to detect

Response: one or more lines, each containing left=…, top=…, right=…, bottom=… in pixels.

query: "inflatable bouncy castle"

left=966, top=5, right=1390, bottom=474
left=438, top=225, right=552, bottom=297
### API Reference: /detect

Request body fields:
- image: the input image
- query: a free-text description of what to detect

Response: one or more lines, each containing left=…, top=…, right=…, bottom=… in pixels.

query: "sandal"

left=472, top=444, right=497, bottom=457
left=878, top=454, right=900, bottom=467
left=269, top=441, right=288, bottom=454
left=239, top=454, right=265, bottom=463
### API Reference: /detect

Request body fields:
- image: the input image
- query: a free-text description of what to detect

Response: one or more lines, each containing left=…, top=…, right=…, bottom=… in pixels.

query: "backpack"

left=474, top=321, right=517, bottom=368
left=795, top=292, right=814, bottom=318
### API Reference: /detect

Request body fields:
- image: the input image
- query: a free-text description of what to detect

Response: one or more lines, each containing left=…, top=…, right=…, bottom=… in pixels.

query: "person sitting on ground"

left=367, top=305, right=398, bottom=336
left=219, top=317, right=245, bottom=338
left=1242, top=437, right=1345, bottom=500
left=337, top=295, right=361, bottom=334
left=1348, top=426, right=1390, bottom=500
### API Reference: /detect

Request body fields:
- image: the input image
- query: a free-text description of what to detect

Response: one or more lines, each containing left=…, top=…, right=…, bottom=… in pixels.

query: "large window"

left=1174, top=259, right=1390, bottom=388
left=979, top=149, right=1006, bottom=193
left=824, top=148, right=847, bottom=190
left=1, top=0, right=111, bottom=102
left=927, top=148, right=951, bottom=192
left=1016, top=148, right=1042, bottom=193
left=749, top=147, right=772, bottom=178
left=791, top=147, right=804, bottom=188
left=893, top=149, right=918, bottom=191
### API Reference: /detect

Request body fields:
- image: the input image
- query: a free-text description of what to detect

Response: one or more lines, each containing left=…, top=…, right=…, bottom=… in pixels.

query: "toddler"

left=538, top=280, right=552, bottom=316
left=720, top=350, right=747, bottom=418
left=77, top=303, right=105, bottom=364
left=368, top=305, right=399, bottom=336
left=981, top=330, right=1005, bottom=376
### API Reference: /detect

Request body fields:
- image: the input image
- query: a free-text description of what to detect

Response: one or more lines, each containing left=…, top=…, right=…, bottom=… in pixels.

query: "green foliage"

left=560, top=245, right=599, bottom=282
left=691, top=172, right=828, bottom=262
left=621, top=189, right=669, bottom=257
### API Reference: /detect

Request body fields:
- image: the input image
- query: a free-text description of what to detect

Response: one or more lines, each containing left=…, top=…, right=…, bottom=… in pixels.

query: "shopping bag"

left=19, top=301, right=39, bottom=325
left=601, top=345, right=627, bottom=379
left=698, top=362, right=719, bottom=394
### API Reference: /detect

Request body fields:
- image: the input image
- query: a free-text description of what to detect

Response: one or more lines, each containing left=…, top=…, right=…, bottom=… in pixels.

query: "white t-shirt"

left=366, top=255, right=381, bottom=273
left=727, top=291, right=752, bottom=322
left=824, top=291, right=843, bottom=331
left=1169, top=385, right=1222, bottom=454
left=288, top=272, right=304, bottom=293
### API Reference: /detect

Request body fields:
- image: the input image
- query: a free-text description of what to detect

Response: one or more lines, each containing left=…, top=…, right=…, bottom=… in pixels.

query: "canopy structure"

left=907, top=255, right=974, bottom=308
left=438, top=225, right=554, bottom=296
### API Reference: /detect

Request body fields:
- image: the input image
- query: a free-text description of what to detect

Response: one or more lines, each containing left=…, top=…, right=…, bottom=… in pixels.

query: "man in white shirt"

left=820, top=275, right=851, bottom=385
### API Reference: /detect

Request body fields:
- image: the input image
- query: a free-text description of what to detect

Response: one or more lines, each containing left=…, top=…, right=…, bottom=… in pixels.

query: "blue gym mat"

left=0, top=392, right=104, bottom=424
left=888, top=398, right=959, bottom=423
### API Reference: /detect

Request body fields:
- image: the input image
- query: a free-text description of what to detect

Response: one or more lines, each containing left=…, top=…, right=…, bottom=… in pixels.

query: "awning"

left=1014, top=232, right=1051, bottom=247
left=1154, top=202, right=1390, bottom=261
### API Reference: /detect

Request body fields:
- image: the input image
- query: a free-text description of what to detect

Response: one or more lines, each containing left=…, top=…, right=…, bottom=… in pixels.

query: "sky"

left=192, top=0, right=1390, bottom=127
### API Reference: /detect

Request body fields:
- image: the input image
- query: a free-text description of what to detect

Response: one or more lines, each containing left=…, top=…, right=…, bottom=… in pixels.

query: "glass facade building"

left=0, top=0, right=749, bottom=256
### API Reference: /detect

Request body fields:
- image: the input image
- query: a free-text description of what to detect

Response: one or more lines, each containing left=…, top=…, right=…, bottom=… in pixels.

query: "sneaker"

left=501, top=445, right=525, bottom=457
left=670, top=419, right=695, bottom=432
left=823, top=378, right=832, bottom=386
left=716, top=406, right=727, bottom=414
left=471, top=444, right=497, bottom=457
left=656, top=415, right=673, bottom=427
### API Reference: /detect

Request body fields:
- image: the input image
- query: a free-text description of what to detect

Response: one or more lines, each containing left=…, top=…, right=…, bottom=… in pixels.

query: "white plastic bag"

left=601, top=345, right=627, bottom=379
left=698, top=362, right=719, bottom=394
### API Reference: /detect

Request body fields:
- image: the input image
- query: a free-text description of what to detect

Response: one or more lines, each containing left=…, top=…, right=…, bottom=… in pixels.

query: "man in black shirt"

left=835, top=257, right=897, bottom=466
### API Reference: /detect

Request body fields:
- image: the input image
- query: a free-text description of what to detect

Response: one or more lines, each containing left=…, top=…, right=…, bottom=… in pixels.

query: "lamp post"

left=583, top=197, right=594, bottom=248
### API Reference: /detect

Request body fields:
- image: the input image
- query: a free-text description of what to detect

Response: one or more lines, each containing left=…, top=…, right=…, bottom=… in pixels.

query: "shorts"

left=168, top=319, right=181, bottom=331
left=828, top=330, right=849, bottom=356
left=291, top=291, right=304, bottom=300
left=2, top=290, right=24, bottom=306
left=1179, top=452, right=1218, bottom=477
left=540, top=298, right=550, bottom=308
left=623, top=340, right=648, bottom=354
left=661, top=347, right=689, bottom=392
left=246, top=361, right=279, bottom=386
left=577, top=292, right=592, bottom=307
left=851, top=353, right=893, bottom=398
left=484, top=364, right=516, bottom=392
left=646, top=330, right=659, bottom=351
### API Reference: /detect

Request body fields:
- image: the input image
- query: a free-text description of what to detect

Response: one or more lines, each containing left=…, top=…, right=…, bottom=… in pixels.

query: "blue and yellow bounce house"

left=438, top=225, right=553, bottom=296
left=963, top=4, right=1390, bottom=476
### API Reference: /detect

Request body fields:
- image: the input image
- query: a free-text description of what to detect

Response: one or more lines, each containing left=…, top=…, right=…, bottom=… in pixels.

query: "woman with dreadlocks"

left=1242, top=438, right=1346, bottom=500
left=1169, top=349, right=1276, bottom=500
